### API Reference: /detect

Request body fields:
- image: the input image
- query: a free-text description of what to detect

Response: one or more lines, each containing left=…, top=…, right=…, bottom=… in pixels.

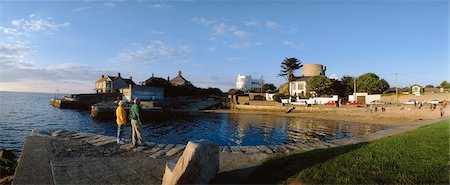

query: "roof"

left=95, top=76, right=112, bottom=83
left=170, top=76, right=190, bottom=84
left=122, top=78, right=135, bottom=85
left=95, top=75, right=135, bottom=85
left=170, top=73, right=192, bottom=86
left=291, top=76, right=314, bottom=82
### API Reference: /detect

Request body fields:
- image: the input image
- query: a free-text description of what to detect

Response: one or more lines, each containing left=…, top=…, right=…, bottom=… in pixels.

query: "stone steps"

left=35, top=121, right=432, bottom=159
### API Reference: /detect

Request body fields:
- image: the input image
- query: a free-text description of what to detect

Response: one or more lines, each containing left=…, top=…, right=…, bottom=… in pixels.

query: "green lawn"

left=247, top=119, right=450, bottom=184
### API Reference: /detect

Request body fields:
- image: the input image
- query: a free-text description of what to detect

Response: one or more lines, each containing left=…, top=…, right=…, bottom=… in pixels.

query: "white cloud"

left=227, top=57, right=241, bottom=62
left=228, top=42, right=251, bottom=49
left=73, top=5, right=95, bottom=12
left=191, top=75, right=235, bottom=92
left=207, top=47, right=217, bottom=52
left=0, top=41, right=111, bottom=93
left=0, top=15, right=70, bottom=36
left=329, top=74, right=338, bottom=80
left=192, top=17, right=250, bottom=39
left=191, top=17, right=216, bottom=26
left=111, top=40, right=192, bottom=64
left=244, top=20, right=260, bottom=27
left=283, top=40, right=304, bottom=50
left=266, top=20, right=280, bottom=30
left=255, top=41, right=264, bottom=46
left=151, top=30, right=164, bottom=35
left=149, top=3, right=172, bottom=8
left=103, top=3, right=116, bottom=7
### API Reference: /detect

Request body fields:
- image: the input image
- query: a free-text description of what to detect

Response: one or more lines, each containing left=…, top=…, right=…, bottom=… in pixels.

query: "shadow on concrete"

left=223, top=142, right=369, bottom=184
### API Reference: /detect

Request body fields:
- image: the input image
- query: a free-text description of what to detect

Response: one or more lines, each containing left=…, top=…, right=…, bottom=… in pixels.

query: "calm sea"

left=0, top=91, right=390, bottom=156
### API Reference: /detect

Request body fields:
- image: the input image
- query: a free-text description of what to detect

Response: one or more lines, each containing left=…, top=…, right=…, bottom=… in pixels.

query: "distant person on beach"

left=129, top=98, right=145, bottom=146
left=443, top=100, right=447, bottom=108
left=440, top=107, right=445, bottom=117
left=116, top=100, right=126, bottom=144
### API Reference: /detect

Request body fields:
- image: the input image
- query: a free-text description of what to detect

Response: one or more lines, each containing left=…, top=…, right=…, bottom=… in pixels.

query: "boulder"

left=162, top=139, right=219, bottom=185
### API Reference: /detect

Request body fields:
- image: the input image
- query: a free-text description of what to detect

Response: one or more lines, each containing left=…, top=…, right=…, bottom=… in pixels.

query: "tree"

left=425, top=85, right=434, bottom=88
left=227, top=88, right=244, bottom=95
left=272, top=92, right=287, bottom=102
left=262, top=83, right=276, bottom=92
left=439, top=81, right=450, bottom=88
left=340, top=76, right=355, bottom=97
left=278, top=57, right=302, bottom=82
left=356, top=73, right=390, bottom=94
left=306, top=75, right=334, bottom=97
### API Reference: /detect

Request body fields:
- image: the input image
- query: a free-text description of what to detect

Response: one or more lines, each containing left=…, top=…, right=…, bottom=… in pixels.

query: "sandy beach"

left=205, top=105, right=450, bottom=126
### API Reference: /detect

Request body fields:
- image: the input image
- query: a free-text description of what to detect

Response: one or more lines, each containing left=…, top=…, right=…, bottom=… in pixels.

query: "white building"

left=289, top=64, right=326, bottom=97
left=349, top=93, right=381, bottom=104
left=289, top=76, right=312, bottom=97
left=236, top=74, right=264, bottom=91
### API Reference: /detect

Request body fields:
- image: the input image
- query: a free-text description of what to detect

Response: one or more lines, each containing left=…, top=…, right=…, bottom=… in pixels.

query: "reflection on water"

left=0, top=91, right=391, bottom=156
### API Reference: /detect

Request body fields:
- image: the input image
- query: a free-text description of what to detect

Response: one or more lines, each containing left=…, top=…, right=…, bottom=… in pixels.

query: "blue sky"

left=0, top=0, right=448, bottom=93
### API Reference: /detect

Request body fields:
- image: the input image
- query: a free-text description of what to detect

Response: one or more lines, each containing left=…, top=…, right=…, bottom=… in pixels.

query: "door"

left=357, top=96, right=366, bottom=104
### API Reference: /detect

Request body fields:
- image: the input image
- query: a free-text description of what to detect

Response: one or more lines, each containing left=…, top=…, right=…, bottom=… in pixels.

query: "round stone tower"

left=302, top=64, right=326, bottom=77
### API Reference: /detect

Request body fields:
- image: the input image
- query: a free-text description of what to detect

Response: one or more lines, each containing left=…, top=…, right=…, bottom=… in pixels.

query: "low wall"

left=381, top=93, right=449, bottom=103
left=235, top=104, right=366, bottom=113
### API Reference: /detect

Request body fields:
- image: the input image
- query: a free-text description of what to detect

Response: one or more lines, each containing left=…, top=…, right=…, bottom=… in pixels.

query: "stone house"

left=95, top=73, right=135, bottom=93
left=170, top=71, right=193, bottom=86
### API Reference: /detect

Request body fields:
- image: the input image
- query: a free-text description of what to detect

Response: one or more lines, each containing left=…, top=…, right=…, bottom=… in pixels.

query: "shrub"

left=273, top=92, right=287, bottom=102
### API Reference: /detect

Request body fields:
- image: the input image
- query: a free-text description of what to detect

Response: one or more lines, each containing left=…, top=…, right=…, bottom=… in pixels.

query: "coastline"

left=203, top=106, right=450, bottom=126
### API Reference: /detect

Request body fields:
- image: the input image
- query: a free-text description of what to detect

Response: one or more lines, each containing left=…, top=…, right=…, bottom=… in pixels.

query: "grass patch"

left=247, top=120, right=450, bottom=184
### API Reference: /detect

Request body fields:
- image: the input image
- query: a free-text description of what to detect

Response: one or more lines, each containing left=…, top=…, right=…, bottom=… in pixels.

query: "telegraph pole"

left=395, top=73, right=398, bottom=106
left=353, top=78, right=357, bottom=101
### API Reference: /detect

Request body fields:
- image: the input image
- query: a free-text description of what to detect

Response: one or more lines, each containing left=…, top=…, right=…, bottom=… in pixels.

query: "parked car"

left=370, top=100, right=391, bottom=105
left=427, top=99, right=441, bottom=104
left=324, top=100, right=336, bottom=106
left=403, top=99, right=420, bottom=105
left=346, top=101, right=363, bottom=105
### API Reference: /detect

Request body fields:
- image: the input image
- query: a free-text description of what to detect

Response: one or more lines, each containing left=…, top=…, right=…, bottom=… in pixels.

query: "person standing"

left=115, top=100, right=127, bottom=144
left=129, top=98, right=145, bottom=146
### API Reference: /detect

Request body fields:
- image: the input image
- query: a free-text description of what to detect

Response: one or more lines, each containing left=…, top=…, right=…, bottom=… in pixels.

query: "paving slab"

left=221, top=146, right=231, bottom=153
left=92, top=138, right=117, bottom=146
left=71, top=132, right=95, bottom=139
left=165, top=144, right=186, bottom=157
left=87, top=136, right=116, bottom=144
left=229, top=146, right=243, bottom=154
left=239, top=146, right=261, bottom=154
left=255, top=145, right=274, bottom=154
left=144, top=143, right=165, bottom=154
left=284, top=144, right=303, bottom=151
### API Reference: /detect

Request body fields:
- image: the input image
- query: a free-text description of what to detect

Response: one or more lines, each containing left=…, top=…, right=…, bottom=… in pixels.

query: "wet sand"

left=204, top=105, right=450, bottom=126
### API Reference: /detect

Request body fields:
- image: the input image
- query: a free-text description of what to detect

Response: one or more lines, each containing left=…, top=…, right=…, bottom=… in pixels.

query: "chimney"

left=101, top=75, right=104, bottom=78
left=129, top=76, right=132, bottom=80
left=152, top=73, right=154, bottom=77
left=167, top=76, right=170, bottom=81
left=118, top=73, right=121, bottom=78
left=178, top=70, right=182, bottom=77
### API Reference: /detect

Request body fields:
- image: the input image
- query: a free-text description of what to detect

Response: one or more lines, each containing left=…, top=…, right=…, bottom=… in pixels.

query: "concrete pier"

left=13, top=117, right=446, bottom=184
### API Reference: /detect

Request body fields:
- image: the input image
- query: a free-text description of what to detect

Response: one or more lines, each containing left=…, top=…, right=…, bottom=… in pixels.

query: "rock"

left=0, top=175, right=14, bottom=184
left=30, top=128, right=50, bottom=136
left=0, top=149, right=16, bottom=161
left=162, top=139, right=219, bottom=185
